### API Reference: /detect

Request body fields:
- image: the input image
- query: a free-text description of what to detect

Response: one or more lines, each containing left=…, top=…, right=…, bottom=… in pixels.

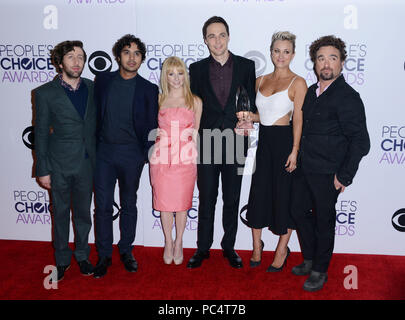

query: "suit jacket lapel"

left=224, top=53, right=238, bottom=111
left=131, top=74, right=144, bottom=141
left=83, top=80, right=92, bottom=121
left=304, top=85, right=318, bottom=118
left=132, top=73, right=142, bottom=113
left=51, top=79, right=84, bottom=122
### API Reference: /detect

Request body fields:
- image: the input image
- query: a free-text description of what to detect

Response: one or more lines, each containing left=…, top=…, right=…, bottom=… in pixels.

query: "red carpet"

left=0, top=240, right=404, bottom=300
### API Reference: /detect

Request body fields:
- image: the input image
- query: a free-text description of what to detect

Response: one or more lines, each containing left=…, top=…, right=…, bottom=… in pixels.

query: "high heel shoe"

left=266, top=247, right=290, bottom=272
left=250, top=240, right=264, bottom=268
left=173, top=241, right=183, bottom=265
left=163, top=242, right=174, bottom=265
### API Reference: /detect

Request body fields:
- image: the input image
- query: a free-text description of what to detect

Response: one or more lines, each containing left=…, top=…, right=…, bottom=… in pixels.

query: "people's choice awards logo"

left=145, top=43, right=206, bottom=84
left=151, top=194, right=198, bottom=231
left=380, top=126, right=405, bottom=164
left=392, top=209, right=405, bottom=232
left=244, top=51, right=267, bottom=76
left=88, top=51, right=113, bottom=76
left=0, top=44, right=55, bottom=83
left=13, top=190, right=51, bottom=225
left=304, top=43, right=366, bottom=86
left=335, top=200, right=357, bottom=236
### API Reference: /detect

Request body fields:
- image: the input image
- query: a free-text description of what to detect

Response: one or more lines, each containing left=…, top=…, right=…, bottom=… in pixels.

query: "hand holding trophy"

left=235, top=86, right=253, bottom=136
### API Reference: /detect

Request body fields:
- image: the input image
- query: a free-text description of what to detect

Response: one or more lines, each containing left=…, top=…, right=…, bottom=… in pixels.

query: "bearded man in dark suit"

left=34, top=40, right=96, bottom=282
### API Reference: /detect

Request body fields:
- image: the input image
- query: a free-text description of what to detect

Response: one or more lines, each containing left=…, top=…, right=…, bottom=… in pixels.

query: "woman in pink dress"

left=150, top=57, right=202, bottom=265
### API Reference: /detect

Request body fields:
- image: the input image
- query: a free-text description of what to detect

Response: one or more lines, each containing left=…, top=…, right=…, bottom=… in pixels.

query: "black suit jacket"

left=299, top=74, right=370, bottom=186
left=189, top=53, right=256, bottom=130
left=94, top=71, right=159, bottom=161
left=34, top=77, right=96, bottom=177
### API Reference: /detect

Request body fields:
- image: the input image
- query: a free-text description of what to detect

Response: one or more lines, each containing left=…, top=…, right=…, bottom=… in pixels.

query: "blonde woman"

left=150, top=57, right=202, bottom=265
left=243, top=31, right=307, bottom=271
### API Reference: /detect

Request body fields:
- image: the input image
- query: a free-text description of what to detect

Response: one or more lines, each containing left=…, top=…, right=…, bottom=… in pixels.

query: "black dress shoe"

left=291, top=259, right=313, bottom=276
left=250, top=240, right=264, bottom=268
left=223, top=249, right=243, bottom=269
left=78, top=259, right=94, bottom=276
left=53, top=265, right=70, bottom=282
left=93, top=257, right=112, bottom=279
left=266, top=247, right=290, bottom=272
left=187, top=250, right=210, bottom=269
left=303, top=271, right=328, bottom=292
left=120, top=253, right=138, bottom=272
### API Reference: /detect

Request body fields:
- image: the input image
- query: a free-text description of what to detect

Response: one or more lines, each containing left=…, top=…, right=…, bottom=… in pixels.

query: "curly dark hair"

left=112, top=34, right=146, bottom=64
left=50, top=40, right=86, bottom=73
left=309, top=35, right=347, bottom=63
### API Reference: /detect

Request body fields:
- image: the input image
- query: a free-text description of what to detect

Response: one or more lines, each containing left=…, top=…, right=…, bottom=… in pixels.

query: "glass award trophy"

left=235, top=85, right=253, bottom=136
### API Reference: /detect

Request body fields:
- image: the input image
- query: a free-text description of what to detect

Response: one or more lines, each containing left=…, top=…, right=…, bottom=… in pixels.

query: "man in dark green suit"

left=34, top=40, right=96, bottom=282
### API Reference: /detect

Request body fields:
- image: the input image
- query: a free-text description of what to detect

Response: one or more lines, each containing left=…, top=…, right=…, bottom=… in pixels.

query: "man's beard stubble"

left=64, top=68, right=83, bottom=79
left=319, top=68, right=334, bottom=81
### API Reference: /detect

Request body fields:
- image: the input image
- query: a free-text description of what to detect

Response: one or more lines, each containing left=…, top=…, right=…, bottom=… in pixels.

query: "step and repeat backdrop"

left=0, top=0, right=404, bottom=256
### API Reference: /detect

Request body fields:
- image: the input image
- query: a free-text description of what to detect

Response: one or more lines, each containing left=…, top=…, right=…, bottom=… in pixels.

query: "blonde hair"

left=159, top=56, right=195, bottom=110
left=270, top=31, right=296, bottom=53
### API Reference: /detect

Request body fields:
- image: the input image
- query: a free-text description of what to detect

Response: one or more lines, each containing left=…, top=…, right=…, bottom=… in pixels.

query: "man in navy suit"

left=93, top=34, right=159, bottom=278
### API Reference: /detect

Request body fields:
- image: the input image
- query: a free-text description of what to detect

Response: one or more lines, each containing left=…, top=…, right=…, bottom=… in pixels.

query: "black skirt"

left=246, top=124, right=296, bottom=235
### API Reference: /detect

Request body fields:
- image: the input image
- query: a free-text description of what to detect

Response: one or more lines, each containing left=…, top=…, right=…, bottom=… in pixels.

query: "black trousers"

left=50, top=158, right=93, bottom=266
left=94, top=142, right=144, bottom=258
left=290, top=170, right=340, bottom=273
left=196, top=131, right=247, bottom=252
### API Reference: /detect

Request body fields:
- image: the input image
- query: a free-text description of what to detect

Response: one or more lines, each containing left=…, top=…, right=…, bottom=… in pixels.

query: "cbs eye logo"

left=93, top=201, right=120, bottom=221
left=239, top=204, right=249, bottom=226
left=113, top=201, right=121, bottom=221
left=244, top=50, right=267, bottom=76
left=392, top=209, right=405, bottom=232
left=88, top=51, right=113, bottom=76
left=22, top=126, right=35, bottom=150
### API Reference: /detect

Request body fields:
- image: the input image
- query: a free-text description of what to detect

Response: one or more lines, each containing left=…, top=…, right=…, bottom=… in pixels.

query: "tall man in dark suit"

left=290, top=36, right=370, bottom=292
left=187, top=16, right=256, bottom=269
left=34, top=40, right=96, bottom=282
left=93, top=34, right=159, bottom=278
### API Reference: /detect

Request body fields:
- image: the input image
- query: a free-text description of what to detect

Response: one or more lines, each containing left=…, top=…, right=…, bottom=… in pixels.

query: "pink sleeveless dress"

left=149, top=107, right=197, bottom=212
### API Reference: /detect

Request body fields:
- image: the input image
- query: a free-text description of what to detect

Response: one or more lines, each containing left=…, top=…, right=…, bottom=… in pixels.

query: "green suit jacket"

left=34, top=77, right=96, bottom=177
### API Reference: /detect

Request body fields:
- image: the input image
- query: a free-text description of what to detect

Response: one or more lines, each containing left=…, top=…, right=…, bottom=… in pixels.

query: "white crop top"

left=256, top=76, right=296, bottom=126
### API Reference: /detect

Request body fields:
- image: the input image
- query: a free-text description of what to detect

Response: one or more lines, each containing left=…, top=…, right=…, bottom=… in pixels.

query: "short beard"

left=64, top=68, right=82, bottom=79
left=319, top=71, right=335, bottom=81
